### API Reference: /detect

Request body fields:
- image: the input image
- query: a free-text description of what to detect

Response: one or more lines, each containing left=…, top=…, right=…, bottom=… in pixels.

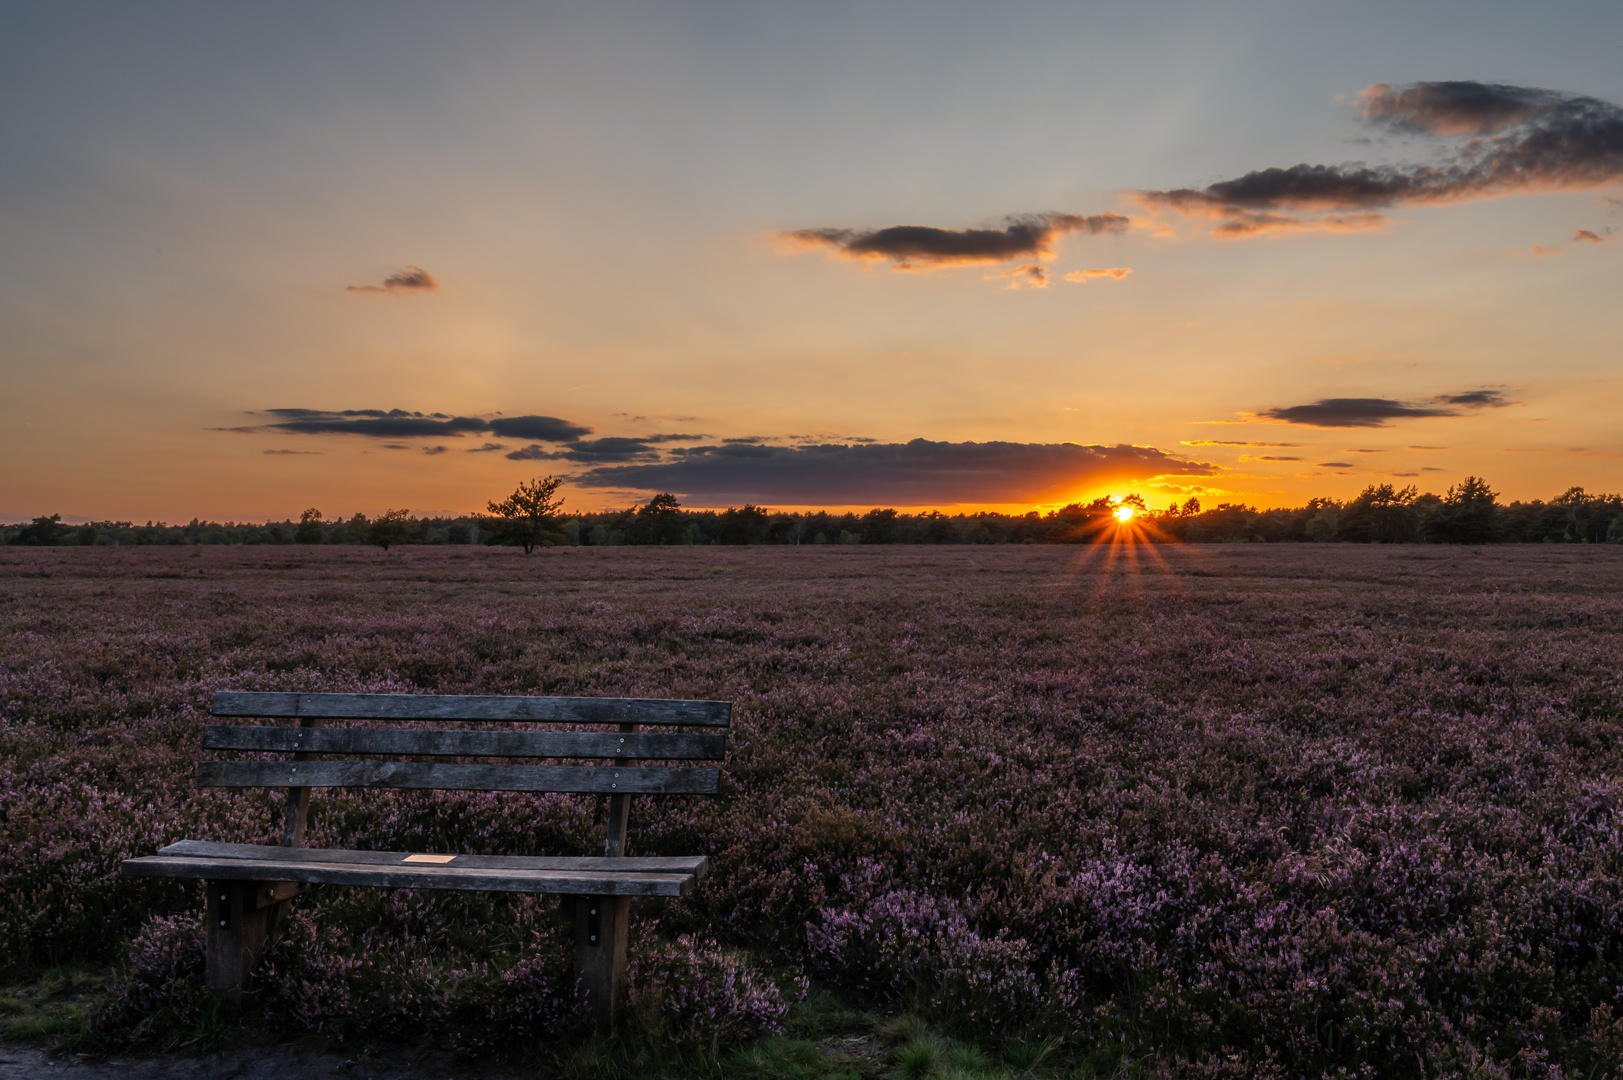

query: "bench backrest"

left=203, top=691, right=731, bottom=855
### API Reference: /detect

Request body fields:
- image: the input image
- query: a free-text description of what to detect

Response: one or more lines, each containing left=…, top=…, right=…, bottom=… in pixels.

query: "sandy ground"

left=0, top=1043, right=534, bottom=1079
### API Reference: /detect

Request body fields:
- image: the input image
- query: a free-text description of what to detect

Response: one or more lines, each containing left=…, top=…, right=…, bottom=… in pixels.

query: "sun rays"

left=1038, top=495, right=1189, bottom=596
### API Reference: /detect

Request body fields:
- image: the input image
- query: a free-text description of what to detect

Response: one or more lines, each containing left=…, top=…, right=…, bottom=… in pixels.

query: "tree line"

left=5, top=477, right=1621, bottom=548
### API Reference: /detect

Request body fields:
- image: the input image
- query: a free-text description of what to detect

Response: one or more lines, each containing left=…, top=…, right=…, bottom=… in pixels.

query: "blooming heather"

left=4, top=544, right=1623, bottom=1074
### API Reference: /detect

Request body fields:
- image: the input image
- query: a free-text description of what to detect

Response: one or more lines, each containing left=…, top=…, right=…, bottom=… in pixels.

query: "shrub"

left=629, top=931, right=803, bottom=1050
left=89, top=914, right=212, bottom=1048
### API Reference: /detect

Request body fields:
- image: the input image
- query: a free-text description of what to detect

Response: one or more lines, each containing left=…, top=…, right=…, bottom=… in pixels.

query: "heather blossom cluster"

left=4, top=543, right=1623, bottom=1075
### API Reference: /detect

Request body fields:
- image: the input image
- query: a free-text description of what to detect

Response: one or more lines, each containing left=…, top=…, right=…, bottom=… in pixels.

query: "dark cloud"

left=1433, top=389, right=1510, bottom=408
left=1318, top=462, right=1356, bottom=468
left=1260, top=390, right=1513, bottom=427
left=502, top=436, right=660, bottom=463
left=572, top=439, right=1211, bottom=505
left=642, top=433, right=708, bottom=443
left=1143, top=81, right=1623, bottom=236
left=556, top=438, right=662, bottom=462
left=486, top=415, right=595, bottom=441
left=1261, top=398, right=1455, bottom=427
left=423, top=445, right=448, bottom=456
left=466, top=442, right=507, bottom=453
left=504, top=445, right=565, bottom=461
left=1573, top=227, right=1614, bottom=243
left=263, top=449, right=320, bottom=455
left=1360, top=81, right=1569, bottom=137
left=347, top=266, right=438, bottom=294
left=254, top=408, right=490, bottom=438
left=781, top=213, right=1129, bottom=271
left=235, top=409, right=593, bottom=442
left=1257, top=455, right=1302, bottom=461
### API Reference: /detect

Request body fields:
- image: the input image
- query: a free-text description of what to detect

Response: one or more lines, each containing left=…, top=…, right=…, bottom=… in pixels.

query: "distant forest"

left=4, top=479, right=1621, bottom=547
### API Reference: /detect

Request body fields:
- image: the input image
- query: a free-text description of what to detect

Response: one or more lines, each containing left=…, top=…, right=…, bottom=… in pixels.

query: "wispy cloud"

left=346, top=266, right=439, bottom=294
left=1063, top=267, right=1133, bottom=282
left=1182, top=440, right=1304, bottom=447
left=984, top=263, right=1049, bottom=289
left=1574, top=227, right=1615, bottom=243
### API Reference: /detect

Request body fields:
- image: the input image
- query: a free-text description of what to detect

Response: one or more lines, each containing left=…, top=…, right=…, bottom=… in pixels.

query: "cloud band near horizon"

left=572, top=439, right=1212, bottom=504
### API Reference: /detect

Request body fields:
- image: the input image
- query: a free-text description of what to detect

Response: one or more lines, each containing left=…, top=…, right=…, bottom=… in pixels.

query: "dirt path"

left=0, top=1043, right=533, bottom=1079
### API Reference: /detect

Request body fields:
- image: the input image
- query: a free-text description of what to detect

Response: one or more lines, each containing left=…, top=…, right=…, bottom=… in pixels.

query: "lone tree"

left=485, top=476, right=566, bottom=553
left=16, top=514, right=68, bottom=546
left=1438, top=476, right=1498, bottom=544
left=630, top=492, right=687, bottom=545
left=367, top=509, right=415, bottom=551
left=294, top=508, right=325, bottom=545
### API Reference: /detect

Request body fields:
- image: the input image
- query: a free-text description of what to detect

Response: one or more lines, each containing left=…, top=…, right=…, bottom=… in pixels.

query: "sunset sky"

left=3, top=2, right=1620, bottom=521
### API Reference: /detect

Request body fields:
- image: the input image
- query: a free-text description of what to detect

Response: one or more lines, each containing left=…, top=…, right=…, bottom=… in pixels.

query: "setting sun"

left=1114, top=504, right=1136, bottom=523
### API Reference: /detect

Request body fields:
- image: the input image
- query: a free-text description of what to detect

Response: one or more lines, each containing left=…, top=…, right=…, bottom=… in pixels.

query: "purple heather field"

left=3, top=543, right=1623, bottom=1076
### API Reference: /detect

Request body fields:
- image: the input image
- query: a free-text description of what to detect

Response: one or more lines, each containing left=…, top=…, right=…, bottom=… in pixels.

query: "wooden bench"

left=121, top=691, right=730, bottom=1030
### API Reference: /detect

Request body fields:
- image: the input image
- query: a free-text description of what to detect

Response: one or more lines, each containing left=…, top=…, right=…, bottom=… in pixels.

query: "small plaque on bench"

left=402, top=854, right=458, bottom=864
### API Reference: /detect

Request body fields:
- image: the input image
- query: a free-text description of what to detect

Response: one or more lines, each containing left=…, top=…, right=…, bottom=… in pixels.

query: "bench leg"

left=572, top=894, right=630, bottom=1032
left=205, top=880, right=272, bottom=999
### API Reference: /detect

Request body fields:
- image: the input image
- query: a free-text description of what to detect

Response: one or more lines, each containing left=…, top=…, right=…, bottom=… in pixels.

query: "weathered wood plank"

left=123, top=855, right=693, bottom=896
left=154, top=839, right=707, bottom=878
left=212, top=692, right=730, bottom=727
left=202, top=726, right=726, bottom=760
left=195, top=761, right=719, bottom=794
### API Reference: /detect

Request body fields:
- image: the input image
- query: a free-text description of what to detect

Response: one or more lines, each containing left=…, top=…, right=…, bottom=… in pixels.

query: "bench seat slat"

left=213, top=692, right=730, bottom=727
left=155, top=840, right=707, bottom=878
left=122, top=854, right=694, bottom=896
left=202, top=725, right=726, bottom=760
left=196, top=760, right=720, bottom=794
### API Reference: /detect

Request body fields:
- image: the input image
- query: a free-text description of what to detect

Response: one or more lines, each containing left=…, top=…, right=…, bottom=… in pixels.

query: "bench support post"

left=205, top=880, right=272, bottom=999
left=281, top=716, right=319, bottom=848
left=572, top=894, right=630, bottom=1032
